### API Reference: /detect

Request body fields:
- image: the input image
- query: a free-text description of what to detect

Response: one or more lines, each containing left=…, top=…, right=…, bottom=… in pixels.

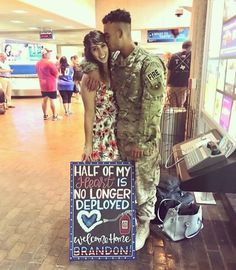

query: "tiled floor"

left=0, top=97, right=236, bottom=270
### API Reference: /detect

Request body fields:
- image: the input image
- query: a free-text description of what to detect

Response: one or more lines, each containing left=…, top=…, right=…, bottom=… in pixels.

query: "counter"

left=11, top=75, right=40, bottom=97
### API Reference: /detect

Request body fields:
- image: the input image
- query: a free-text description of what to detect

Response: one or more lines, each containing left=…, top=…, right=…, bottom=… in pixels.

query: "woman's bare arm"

left=80, top=73, right=97, bottom=161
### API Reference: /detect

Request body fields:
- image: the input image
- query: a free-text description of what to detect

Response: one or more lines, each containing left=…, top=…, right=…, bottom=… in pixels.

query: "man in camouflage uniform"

left=84, top=9, right=165, bottom=251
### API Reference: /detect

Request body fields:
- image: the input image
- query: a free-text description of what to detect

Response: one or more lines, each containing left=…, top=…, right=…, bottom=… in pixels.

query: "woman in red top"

left=36, top=48, right=62, bottom=121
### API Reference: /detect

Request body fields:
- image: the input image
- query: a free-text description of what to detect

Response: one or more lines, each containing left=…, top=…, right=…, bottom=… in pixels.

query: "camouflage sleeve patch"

left=134, top=58, right=165, bottom=146
left=143, top=59, right=165, bottom=92
left=80, top=59, right=98, bottom=74
left=146, top=69, right=161, bottom=84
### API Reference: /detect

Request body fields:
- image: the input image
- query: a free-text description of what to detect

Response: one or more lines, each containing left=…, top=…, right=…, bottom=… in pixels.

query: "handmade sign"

left=69, top=161, right=136, bottom=261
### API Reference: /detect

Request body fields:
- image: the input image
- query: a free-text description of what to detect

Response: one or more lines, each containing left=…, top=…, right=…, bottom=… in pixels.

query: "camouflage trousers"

left=167, top=86, right=188, bottom=107
left=117, top=139, right=160, bottom=221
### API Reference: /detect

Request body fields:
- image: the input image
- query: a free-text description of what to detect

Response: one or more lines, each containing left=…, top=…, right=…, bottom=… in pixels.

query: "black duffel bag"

left=152, top=174, right=195, bottom=224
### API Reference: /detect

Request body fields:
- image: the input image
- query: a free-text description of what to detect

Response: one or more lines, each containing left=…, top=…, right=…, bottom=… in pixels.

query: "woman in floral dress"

left=80, top=30, right=120, bottom=161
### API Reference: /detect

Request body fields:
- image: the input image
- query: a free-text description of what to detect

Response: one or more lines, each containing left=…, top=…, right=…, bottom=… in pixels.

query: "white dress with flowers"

left=91, top=83, right=120, bottom=161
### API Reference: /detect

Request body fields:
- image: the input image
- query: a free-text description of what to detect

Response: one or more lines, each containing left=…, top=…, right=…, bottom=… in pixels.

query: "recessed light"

left=12, top=10, right=27, bottom=14
left=10, top=20, right=24, bottom=24
left=28, top=27, right=39, bottom=30
left=43, top=19, right=53, bottom=23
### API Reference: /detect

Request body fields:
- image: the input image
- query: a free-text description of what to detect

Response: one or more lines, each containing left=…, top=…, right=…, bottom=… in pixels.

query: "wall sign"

left=220, top=15, right=236, bottom=57
left=4, top=41, right=43, bottom=64
left=40, top=30, right=54, bottom=40
left=69, top=161, right=136, bottom=261
left=147, top=28, right=189, bottom=43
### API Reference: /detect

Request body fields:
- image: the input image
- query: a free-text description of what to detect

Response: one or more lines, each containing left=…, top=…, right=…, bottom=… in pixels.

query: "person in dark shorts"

left=36, top=48, right=62, bottom=121
left=41, top=91, right=57, bottom=99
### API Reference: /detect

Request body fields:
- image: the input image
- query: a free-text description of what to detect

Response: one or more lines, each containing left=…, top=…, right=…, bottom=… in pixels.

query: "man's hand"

left=84, top=70, right=100, bottom=91
left=130, top=144, right=144, bottom=160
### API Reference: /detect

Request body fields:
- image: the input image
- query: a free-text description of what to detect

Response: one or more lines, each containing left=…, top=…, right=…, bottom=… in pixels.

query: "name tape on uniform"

left=147, top=69, right=161, bottom=83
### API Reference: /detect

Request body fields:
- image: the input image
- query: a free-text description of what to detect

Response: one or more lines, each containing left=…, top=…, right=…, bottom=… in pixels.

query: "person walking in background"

left=166, top=40, right=192, bottom=107
left=0, top=52, right=15, bottom=109
left=57, top=56, right=74, bottom=116
left=55, top=54, right=61, bottom=71
left=83, top=9, right=165, bottom=250
left=70, top=55, right=83, bottom=93
left=163, top=51, right=172, bottom=67
left=81, top=30, right=120, bottom=162
left=36, top=48, right=61, bottom=121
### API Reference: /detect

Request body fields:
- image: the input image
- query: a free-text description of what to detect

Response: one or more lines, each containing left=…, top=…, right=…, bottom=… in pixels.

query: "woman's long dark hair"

left=83, top=30, right=110, bottom=81
left=59, top=56, right=69, bottom=75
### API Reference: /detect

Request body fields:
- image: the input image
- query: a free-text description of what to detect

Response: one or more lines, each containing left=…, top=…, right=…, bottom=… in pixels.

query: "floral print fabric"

left=91, top=83, right=120, bottom=161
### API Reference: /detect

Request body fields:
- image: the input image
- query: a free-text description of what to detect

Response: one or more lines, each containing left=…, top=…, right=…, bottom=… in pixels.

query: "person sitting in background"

left=0, top=52, right=15, bottom=109
left=80, top=30, right=120, bottom=161
left=57, top=56, right=74, bottom=116
left=166, top=41, right=192, bottom=107
left=0, top=89, right=6, bottom=115
left=36, top=48, right=61, bottom=121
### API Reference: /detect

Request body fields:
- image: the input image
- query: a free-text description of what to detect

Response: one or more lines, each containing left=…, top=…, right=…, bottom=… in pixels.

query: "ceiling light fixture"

left=10, top=20, right=24, bottom=24
left=43, top=19, right=53, bottom=23
left=28, top=27, right=39, bottom=30
left=12, top=10, right=27, bottom=14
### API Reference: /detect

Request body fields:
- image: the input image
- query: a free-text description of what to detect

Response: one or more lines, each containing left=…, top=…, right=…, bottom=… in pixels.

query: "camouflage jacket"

left=111, top=47, right=165, bottom=148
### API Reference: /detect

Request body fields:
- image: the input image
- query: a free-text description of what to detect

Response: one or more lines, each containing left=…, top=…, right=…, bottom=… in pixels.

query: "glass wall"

left=202, top=0, right=236, bottom=141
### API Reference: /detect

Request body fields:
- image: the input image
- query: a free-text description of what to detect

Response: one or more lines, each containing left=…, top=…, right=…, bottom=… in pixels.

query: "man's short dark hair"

left=182, top=40, right=192, bottom=50
left=70, top=55, right=78, bottom=61
left=102, top=9, right=131, bottom=24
